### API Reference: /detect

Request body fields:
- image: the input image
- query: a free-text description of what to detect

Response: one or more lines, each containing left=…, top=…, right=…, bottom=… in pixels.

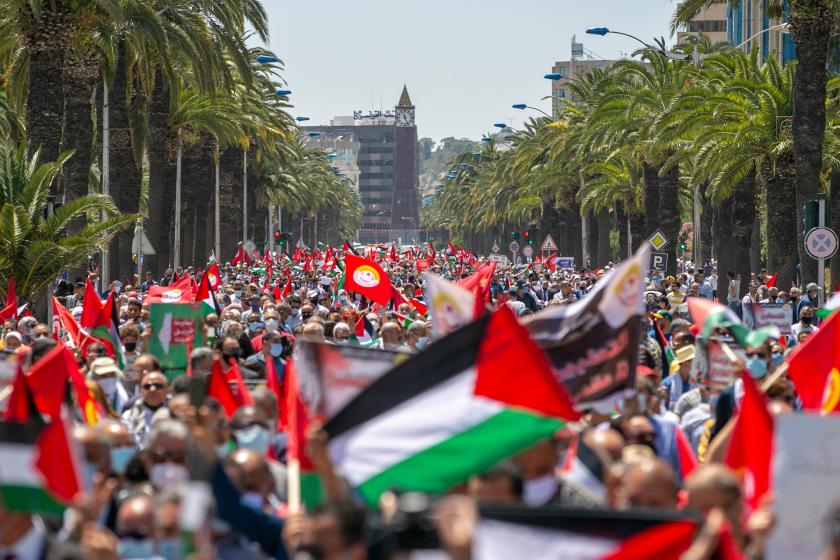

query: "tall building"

left=727, top=0, right=794, bottom=65
left=304, top=86, right=419, bottom=244
left=549, top=58, right=618, bottom=116
left=676, top=2, right=728, bottom=44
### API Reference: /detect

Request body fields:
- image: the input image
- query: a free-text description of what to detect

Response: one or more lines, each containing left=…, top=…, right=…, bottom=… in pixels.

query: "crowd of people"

left=0, top=245, right=837, bottom=560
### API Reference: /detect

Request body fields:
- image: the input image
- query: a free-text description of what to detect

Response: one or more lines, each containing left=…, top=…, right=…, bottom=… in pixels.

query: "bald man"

left=378, top=321, right=402, bottom=351
left=620, top=458, right=679, bottom=509
left=115, top=494, right=160, bottom=559
left=685, top=464, right=744, bottom=547
left=225, top=449, right=276, bottom=513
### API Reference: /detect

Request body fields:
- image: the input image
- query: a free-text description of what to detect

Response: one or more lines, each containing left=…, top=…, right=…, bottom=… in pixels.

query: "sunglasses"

left=148, top=448, right=186, bottom=465
left=746, top=352, right=768, bottom=359
left=628, top=432, right=656, bottom=445
left=142, top=382, right=166, bottom=391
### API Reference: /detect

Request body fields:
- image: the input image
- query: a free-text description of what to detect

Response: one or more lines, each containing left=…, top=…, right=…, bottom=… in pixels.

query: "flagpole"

left=287, top=458, right=301, bottom=514
left=243, top=149, right=248, bottom=245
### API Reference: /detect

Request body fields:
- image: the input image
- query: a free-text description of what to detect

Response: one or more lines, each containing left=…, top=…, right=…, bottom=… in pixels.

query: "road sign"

left=555, top=257, right=575, bottom=269
left=522, top=245, right=534, bottom=258
left=131, top=228, right=156, bottom=255
left=509, top=241, right=520, bottom=253
left=804, top=227, right=839, bottom=259
left=650, top=252, right=669, bottom=272
left=540, top=234, right=558, bottom=252
left=488, top=254, right=509, bottom=266
left=492, top=242, right=500, bottom=253
left=648, top=229, right=669, bottom=251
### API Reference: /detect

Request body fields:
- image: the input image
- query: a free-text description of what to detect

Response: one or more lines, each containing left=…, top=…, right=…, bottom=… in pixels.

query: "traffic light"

left=511, top=231, right=520, bottom=241
left=524, top=231, right=532, bottom=245
left=679, top=241, right=687, bottom=253
left=273, top=230, right=281, bottom=241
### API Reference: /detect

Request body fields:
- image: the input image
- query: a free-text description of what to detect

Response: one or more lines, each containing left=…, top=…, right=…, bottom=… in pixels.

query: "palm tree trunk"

left=699, top=182, right=713, bottom=265
left=790, top=0, right=832, bottom=286
left=766, top=154, right=797, bottom=291
left=642, top=161, right=660, bottom=239
left=567, top=207, right=583, bottom=267
left=715, top=201, right=735, bottom=278
left=23, top=5, right=73, bottom=166
left=586, top=210, right=598, bottom=268
left=616, top=205, right=629, bottom=259
left=658, top=162, right=680, bottom=276
left=146, top=72, right=170, bottom=276
left=629, top=210, right=645, bottom=252
left=731, top=176, right=757, bottom=297
left=219, top=147, right=243, bottom=262
left=60, top=50, right=99, bottom=282
left=597, top=208, right=611, bottom=265
left=107, top=40, right=142, bottom=284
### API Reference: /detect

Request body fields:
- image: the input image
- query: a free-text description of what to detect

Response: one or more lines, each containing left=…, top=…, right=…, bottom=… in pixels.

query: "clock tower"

left=391, top=85, right=419, bottom=240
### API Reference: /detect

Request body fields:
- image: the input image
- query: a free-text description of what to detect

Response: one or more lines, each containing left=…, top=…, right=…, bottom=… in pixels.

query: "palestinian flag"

left=653, top=319, right=676, bottom=369
left=194, top=269, right=220, bottom=314
left=815, top=292, right=840, bottom=319
left=343, top=253, right=391, bottom=305
left=80, top=279, right=102, bottom=330
left=1, top=367, right=82, bottom=516
left=470, top=506, right=740, bottom=560
left=353, top=313, right=376, bottom=344
left=323, top=305, right=579, bottom=506
left=687, top=297, right=778, bottom=347
left=90, top=292, right=124, bottom=369
left=393, top=312, right=413, bottom=329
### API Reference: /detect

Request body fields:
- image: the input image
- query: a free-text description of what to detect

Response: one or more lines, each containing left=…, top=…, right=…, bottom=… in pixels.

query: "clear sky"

left=261, top=0, right=676, bottom=143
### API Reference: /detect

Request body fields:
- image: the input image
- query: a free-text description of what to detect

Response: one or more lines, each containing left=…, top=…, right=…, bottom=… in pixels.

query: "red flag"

left=284, top=360, right=315, bottom=468
left=205, top=263, right=222, bottom=291
left=446, top=241, right=457, bottom=256
left=145, top=275, right=193, bottom=304
left=207, top=358, right=248, bottom=417
left=674, top=427, right=698, bottom=479
left=457, top=261, right=496, bottom=318
left=231, top=245, right=251, bottom=266
left=428, top=242, right=436, bottom=260
left=765, top=273, right=778, bottom=288
left=725, top=372, right=773, bottom=511
left=415, top=258, right=431, bottom=272
left=2, top=276, right=17, bottom=321
left=787, top=308, right=840, bottom=412
left=602, top=520, right=696, bottom=560
left=80, top=279, right=102, bottom=330
left=282, top=277, right=293, bottom=297
left=391, top=285, right=409, bottom=307
left=409, top=298, right=428, bottom=316
left=343, top=253, right=392, bottom=305
left=389, top=244, right=397, bottom=262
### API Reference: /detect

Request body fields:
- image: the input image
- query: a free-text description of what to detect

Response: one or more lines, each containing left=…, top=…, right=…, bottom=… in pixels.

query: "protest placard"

left=147, top=303, right=208, bottom=378
left=751, top=303, right=793, bottom=335
left=766, top=413, right=840, bottom=560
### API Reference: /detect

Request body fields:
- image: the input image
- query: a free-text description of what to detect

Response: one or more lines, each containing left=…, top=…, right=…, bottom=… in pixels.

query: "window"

left=688, top=20, right=726, bottom=32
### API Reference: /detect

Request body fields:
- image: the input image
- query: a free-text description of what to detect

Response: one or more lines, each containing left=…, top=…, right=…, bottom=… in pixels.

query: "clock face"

left=396, top=109, right=414, bottom=127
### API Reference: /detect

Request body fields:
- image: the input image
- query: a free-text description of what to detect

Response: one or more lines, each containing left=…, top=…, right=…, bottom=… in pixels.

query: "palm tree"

left=0, top=141, right=132, bottom=314
left=672, top=0, right=840, bottom=284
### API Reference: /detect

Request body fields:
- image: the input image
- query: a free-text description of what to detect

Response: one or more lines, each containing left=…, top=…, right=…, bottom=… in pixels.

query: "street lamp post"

left=512, top=103, right=552, bottom=118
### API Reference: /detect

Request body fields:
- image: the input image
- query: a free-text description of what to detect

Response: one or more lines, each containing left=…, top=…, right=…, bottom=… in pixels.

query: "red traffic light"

left=273, top=231, right=280, bottom=240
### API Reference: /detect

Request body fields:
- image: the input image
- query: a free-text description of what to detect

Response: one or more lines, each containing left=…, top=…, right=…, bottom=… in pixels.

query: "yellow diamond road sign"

left=648, top=229, right=669, bottom=251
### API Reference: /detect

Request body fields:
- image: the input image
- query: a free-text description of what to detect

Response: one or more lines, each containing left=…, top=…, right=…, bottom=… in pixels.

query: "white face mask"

left=523, top=473, right=558, bottom=507
left=98, top=377, right=118, bottom=400
left=416, top=336, right=429, bottom=350
left=264, top=319, right=278, bottom=333
left=149, top=462, right=189, bottom=490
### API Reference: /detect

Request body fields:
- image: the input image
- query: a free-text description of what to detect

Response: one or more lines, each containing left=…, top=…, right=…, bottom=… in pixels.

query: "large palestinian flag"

left=323, top=304, right=579, bottom=506
left=473, top=506, right=716, bottom=560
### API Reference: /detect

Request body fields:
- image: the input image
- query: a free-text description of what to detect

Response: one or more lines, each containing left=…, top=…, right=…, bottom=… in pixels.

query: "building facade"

left=676, top=2, right=728, bottom=44
left=303, top=86, right=419, bottom=244
left=727, top=0, right=794, bottom=65
left=550, top=59, right=618, bottom=117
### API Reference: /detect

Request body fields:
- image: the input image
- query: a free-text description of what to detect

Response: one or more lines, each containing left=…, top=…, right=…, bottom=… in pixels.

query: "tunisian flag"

left=343, top=253, right=391, bottom=305
left=725, top=371, right=774, bottom=511
left=457, top=261, right=496, bottom=318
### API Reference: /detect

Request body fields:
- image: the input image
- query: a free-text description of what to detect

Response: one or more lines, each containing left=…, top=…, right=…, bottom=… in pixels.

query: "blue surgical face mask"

left=270, top=343, right=284, bottom=357
left=159, top=537, right=184, bottom=560
left=216, top=440, right=232, bottom=458
left=235, top=425, right=270, bottom=455
left=110, top=446, right=134, bottom=475
left=82, top=461, right=98, bottom=489
left=771, top=352, right=783, bottom=366
left=264, top=319, right=278, bottom=332
left=118, top=538, right=156, bottom=559
left=248, top=322, right=260, bottom=332
left=234, top=290, right=243, bottom=298
left=416, top=336, right=428, bottom=350
left=746, top=356, right=768, bottom=379
left=241, top=491, right=264, bottom=510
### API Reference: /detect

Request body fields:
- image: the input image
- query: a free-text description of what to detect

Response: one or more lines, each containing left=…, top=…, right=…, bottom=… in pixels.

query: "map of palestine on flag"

left=147, top=303, right=208, bottom=378
left=524, top=244, right=650, bottom=412
left=323, top=304, right=579, bottom=507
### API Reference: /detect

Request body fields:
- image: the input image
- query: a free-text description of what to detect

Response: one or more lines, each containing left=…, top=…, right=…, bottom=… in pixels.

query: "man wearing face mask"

left=115, top=494, right=165, bottom=559
left=401, top=320, right=429, bottom=353
left=122, top=371, right=170, bottom=445
left=511, top=437, right=600, bottom=509
left=225, top=449, right=277, bottom=515
left=88, top=357, right=132, bottom=413
left=216, top=336, right=260, bottom=381
left=141, top=420, right=190, bottom=493
left=377, top=321, right=403, bottom=351
left=250, top=309, right=282, bottom=353
left=286, top=295, right=304, bottom=331
left=790, top=305, right=819, bottom=345
left=247, top=330, right=288, bottom=382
